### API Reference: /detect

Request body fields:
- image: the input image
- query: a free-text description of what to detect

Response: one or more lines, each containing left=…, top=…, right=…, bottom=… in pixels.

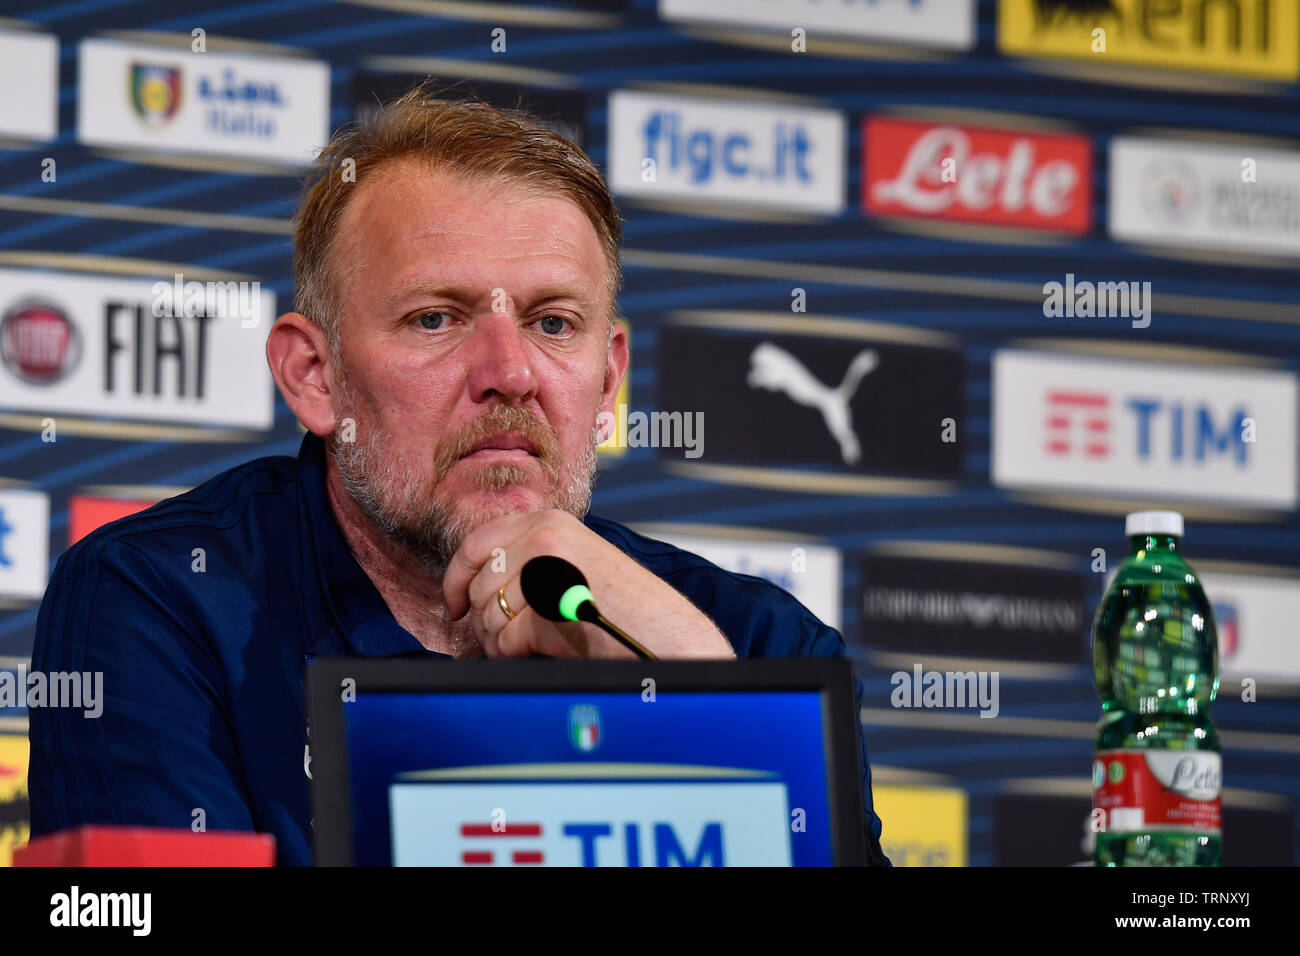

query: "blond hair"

left=293, top=84, right=623, bottom=353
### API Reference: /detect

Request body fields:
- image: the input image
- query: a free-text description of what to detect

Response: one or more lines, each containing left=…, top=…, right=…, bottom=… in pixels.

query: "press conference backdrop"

left=1, top=0, right=1298, bottom=867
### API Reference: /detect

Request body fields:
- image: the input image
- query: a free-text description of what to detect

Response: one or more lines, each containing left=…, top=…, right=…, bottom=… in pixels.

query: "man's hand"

left=442, top=510, right=737, bottom=660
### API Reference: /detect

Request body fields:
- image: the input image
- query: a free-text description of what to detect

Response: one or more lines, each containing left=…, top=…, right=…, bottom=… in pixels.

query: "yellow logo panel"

left=874, top=784, right=967, bottom=866
left=0, top=734, right=29, bottom=867
left=999, top=0, right=1300, bottom=81
left=596, top=317, right=630, bottom=458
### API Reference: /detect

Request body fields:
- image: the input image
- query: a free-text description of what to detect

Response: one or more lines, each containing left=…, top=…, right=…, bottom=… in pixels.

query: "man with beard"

left=28, top=89, right=889, bottom=866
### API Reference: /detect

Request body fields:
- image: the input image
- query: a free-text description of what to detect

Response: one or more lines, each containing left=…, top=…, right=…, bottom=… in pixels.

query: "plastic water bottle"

left=1092, top=511, right=1221, bottom=866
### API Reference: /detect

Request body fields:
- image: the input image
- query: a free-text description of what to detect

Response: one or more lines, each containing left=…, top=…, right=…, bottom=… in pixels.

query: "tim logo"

left=1044, top=390, right=1111, bottom=459
left=460, top=822, right=545, bottom=866
left=1128, top=398, right=1249, bottom=465
left=130, top=64, right=182, bottom=126
left=1044, top=392, right=1249, bottom=465
left=569, top=704, right=601, bottom=752
left=457, top=821, right=726, bottom=866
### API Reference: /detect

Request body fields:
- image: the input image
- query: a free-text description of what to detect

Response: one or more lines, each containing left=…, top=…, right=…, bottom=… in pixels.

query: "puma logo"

left=746, top=342, right=878, bottom=465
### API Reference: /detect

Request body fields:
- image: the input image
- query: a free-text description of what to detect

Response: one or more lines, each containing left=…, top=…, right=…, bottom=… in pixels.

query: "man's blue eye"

left=418, top=312, right=448, bottom=330
left=538, top=315, right=567, bottom=335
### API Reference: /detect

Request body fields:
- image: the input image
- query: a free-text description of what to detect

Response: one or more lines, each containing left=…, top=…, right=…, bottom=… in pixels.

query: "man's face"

left=326, top=160, right=620, bottom=569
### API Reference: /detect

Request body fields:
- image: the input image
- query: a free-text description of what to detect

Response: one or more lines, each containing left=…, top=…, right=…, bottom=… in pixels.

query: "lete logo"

left=864, top=115, right=1092, bottom=233
left=1146, top=751, right=1222, bottom=801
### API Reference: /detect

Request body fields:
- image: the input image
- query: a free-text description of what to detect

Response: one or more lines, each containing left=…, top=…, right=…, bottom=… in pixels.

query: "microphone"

left=520, top=556, right=658, bottom=661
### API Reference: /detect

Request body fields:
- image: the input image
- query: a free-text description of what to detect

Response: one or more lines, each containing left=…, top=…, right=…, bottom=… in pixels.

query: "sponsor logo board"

left=608, top=90, right=845, bottom=214
left=998, top=0, right=1300, bottom=81
left=390, top=778, right=791, bottom=866
left=644, top=528, right=841, bottom=629
left=1199, top=570, right=1300, bottom=684
left=77, top=38, right=329, bottom=164
left=864, top=115, right=1092, bottom=234
left=1110, top=136, right=1300, bottom=258
left=854, top=552, right=1087, bottom=662
left=0, top=269, right=274, bottom=429
left=660, top=323, right=962, bottom=478
left=992, top=350, right=1297, bottom=509
left=660, top=0, right=976, bottom=51
left=0, top=30, right=58, bottom=142
left=68, top=495, right=160, bottom=546
left=0, top=734, right=29, bottom=868
left=0, top=490, right=49, bottom=601
left=872, top=784, right=967, bottom=866
left=597, top=319, right=631, bottom=458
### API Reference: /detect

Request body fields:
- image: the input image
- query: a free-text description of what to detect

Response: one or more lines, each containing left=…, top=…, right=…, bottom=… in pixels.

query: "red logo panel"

left=863, top=116, right=1092, bottom=233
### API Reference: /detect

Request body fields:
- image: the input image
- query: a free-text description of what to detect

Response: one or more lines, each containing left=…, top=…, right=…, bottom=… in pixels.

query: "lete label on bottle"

left=1093, top=750, right=1222, bottom=834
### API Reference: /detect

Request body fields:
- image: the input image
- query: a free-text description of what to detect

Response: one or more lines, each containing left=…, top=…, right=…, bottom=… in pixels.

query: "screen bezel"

left=308, top=657, right=867, bottom=867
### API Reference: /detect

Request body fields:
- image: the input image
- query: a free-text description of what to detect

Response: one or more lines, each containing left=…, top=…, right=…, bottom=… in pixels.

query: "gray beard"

left=332, top=414, right=599, bottom=576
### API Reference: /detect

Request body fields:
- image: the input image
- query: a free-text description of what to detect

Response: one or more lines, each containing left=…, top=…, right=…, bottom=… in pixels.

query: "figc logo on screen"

left=568, top=704, right=601, bottom=752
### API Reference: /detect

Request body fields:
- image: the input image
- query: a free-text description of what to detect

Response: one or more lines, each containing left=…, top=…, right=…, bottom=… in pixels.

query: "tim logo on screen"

left=130, top=64, right=181, bottom=126
left=459, top=821, right=546, bottom=866
left=456, top=820, right=724, bottom=867
left=390, top=770, right=794, bottom=865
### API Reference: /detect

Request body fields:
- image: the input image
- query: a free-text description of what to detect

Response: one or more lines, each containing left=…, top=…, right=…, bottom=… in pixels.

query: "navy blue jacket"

left=29, top=433, right=888, bottom=866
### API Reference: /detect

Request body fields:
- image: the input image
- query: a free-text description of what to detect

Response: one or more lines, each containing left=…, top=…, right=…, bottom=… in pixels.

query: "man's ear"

left=266, top=312, right=339, bottom=437
left=600, top=318, right=629, bottom=419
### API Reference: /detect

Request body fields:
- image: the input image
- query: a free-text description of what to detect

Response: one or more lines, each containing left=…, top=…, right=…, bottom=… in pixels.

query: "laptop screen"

left=309, top=659, right=866, bottom=866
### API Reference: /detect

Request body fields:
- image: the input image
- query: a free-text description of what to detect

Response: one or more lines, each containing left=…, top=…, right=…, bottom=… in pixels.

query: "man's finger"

left=466, top=559, right=520, bottom=626
left=443, top=512, right=531, bottom=619
left=494, top=613, right=583, bottom=659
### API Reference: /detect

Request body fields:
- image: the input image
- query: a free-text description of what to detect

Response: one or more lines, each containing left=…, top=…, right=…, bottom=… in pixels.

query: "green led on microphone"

left=558, top=584, right=594, bottom=622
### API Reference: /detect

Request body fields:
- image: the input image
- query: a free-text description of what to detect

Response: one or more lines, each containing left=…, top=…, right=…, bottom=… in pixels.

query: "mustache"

left=431, top=404, right=561, bottom=485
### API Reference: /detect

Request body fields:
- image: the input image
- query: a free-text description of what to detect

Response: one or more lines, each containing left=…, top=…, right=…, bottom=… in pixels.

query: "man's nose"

left=463, top=311, right=538, bottom=404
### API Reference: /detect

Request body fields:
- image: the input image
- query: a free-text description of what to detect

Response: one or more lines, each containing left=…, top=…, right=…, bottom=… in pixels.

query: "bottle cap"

left=1125, top=510, right=1184, bottom=538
